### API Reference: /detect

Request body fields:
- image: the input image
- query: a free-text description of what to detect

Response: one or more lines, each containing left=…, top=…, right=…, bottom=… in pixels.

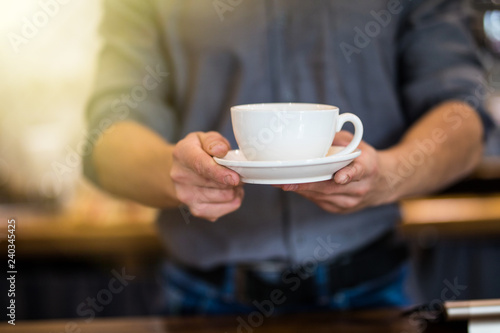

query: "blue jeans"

left=159, top=260, right=412, bottom=316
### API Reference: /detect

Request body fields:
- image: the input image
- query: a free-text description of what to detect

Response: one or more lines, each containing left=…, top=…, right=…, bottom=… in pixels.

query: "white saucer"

left=214, top=146, right=361, bottom=184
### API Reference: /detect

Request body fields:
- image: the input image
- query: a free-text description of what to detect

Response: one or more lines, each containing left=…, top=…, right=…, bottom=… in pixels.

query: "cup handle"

left=335, top=113, right=364, bottom=155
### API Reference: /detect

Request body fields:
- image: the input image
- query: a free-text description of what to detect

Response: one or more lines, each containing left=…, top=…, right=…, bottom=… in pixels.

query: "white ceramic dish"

left=214, top=146, right=361, bottom=184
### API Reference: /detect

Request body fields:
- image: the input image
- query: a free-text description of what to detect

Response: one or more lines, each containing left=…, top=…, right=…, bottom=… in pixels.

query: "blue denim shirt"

left=85, top=0, right=494, bottom=269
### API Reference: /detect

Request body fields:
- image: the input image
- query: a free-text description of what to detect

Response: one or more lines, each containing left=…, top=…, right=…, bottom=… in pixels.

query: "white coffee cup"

left=231, top=103, right=363, bottom=161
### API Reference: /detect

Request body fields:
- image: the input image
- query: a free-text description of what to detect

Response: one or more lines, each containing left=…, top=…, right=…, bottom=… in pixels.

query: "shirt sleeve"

left=83, top=0, right=178, bottom=184
left=398, top=0, right=495, bottom=137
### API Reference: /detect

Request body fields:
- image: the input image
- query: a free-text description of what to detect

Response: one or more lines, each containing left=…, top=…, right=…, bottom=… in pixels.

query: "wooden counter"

left=0, top=309, right=467, bottom=333
left=400, top=193, right=500, bottom=237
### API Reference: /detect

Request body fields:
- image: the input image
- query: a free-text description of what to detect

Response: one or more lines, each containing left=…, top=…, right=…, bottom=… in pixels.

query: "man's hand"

left=276, top=131, right=394, bottom=214
left=171, top=131, right=244, bottom=221
left=92, top=122, right=243, bottom=221
left=276, top=101, right=485, bottom=214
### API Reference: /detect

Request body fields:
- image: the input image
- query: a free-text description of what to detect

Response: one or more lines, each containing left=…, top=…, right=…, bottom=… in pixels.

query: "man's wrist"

left=378, top=147, right=406, bottom=204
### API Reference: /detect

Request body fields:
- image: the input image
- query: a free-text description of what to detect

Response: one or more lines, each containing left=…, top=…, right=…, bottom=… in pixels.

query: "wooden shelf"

left=0, top=180, right=162, bottom=258
left=399, top=193, right=500, bottom=237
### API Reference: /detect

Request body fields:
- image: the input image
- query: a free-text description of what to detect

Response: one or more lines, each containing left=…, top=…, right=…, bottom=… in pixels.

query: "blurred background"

left=0, top=0, right=165, bottom=319
left=0, top=0, right=99, bottom=204
left=0, top=0, right=499, bottom=321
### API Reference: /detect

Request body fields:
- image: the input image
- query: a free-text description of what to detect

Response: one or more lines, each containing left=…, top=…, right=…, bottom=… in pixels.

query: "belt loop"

left=235, top=265, right=248, bottom=304
left=221, top=265, right=236, bottom=300
left=315, top=264, right=330, bottom=304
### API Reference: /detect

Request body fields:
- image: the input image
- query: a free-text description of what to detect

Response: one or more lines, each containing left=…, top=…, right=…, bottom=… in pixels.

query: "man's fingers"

left=332, top=130, right=354, bottom=146
left=279, top=181, right=334, bottom=193
left=280, top=174, right=368, bottom=196
left=314, top=197, right=361, bottom=214
left=171, top=131, right=245, bottom=221
left=171, top=164, right=235, bottom=188
left=193, top=132, right=240, bottom=185
left=198, top=131, right=232, bottom=158
left=333, top=161, right=364, bottom=184
left=172, top=153, right=238, bottom=186
left=190, top=153, right=239, bottom=186
left=177, top=185, right=244, bottom=205
left=279, top=161, right=364, bottom=191
left=188, top=192, right=245, bottom=222
left=174, top=133, right=240, bottom=186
